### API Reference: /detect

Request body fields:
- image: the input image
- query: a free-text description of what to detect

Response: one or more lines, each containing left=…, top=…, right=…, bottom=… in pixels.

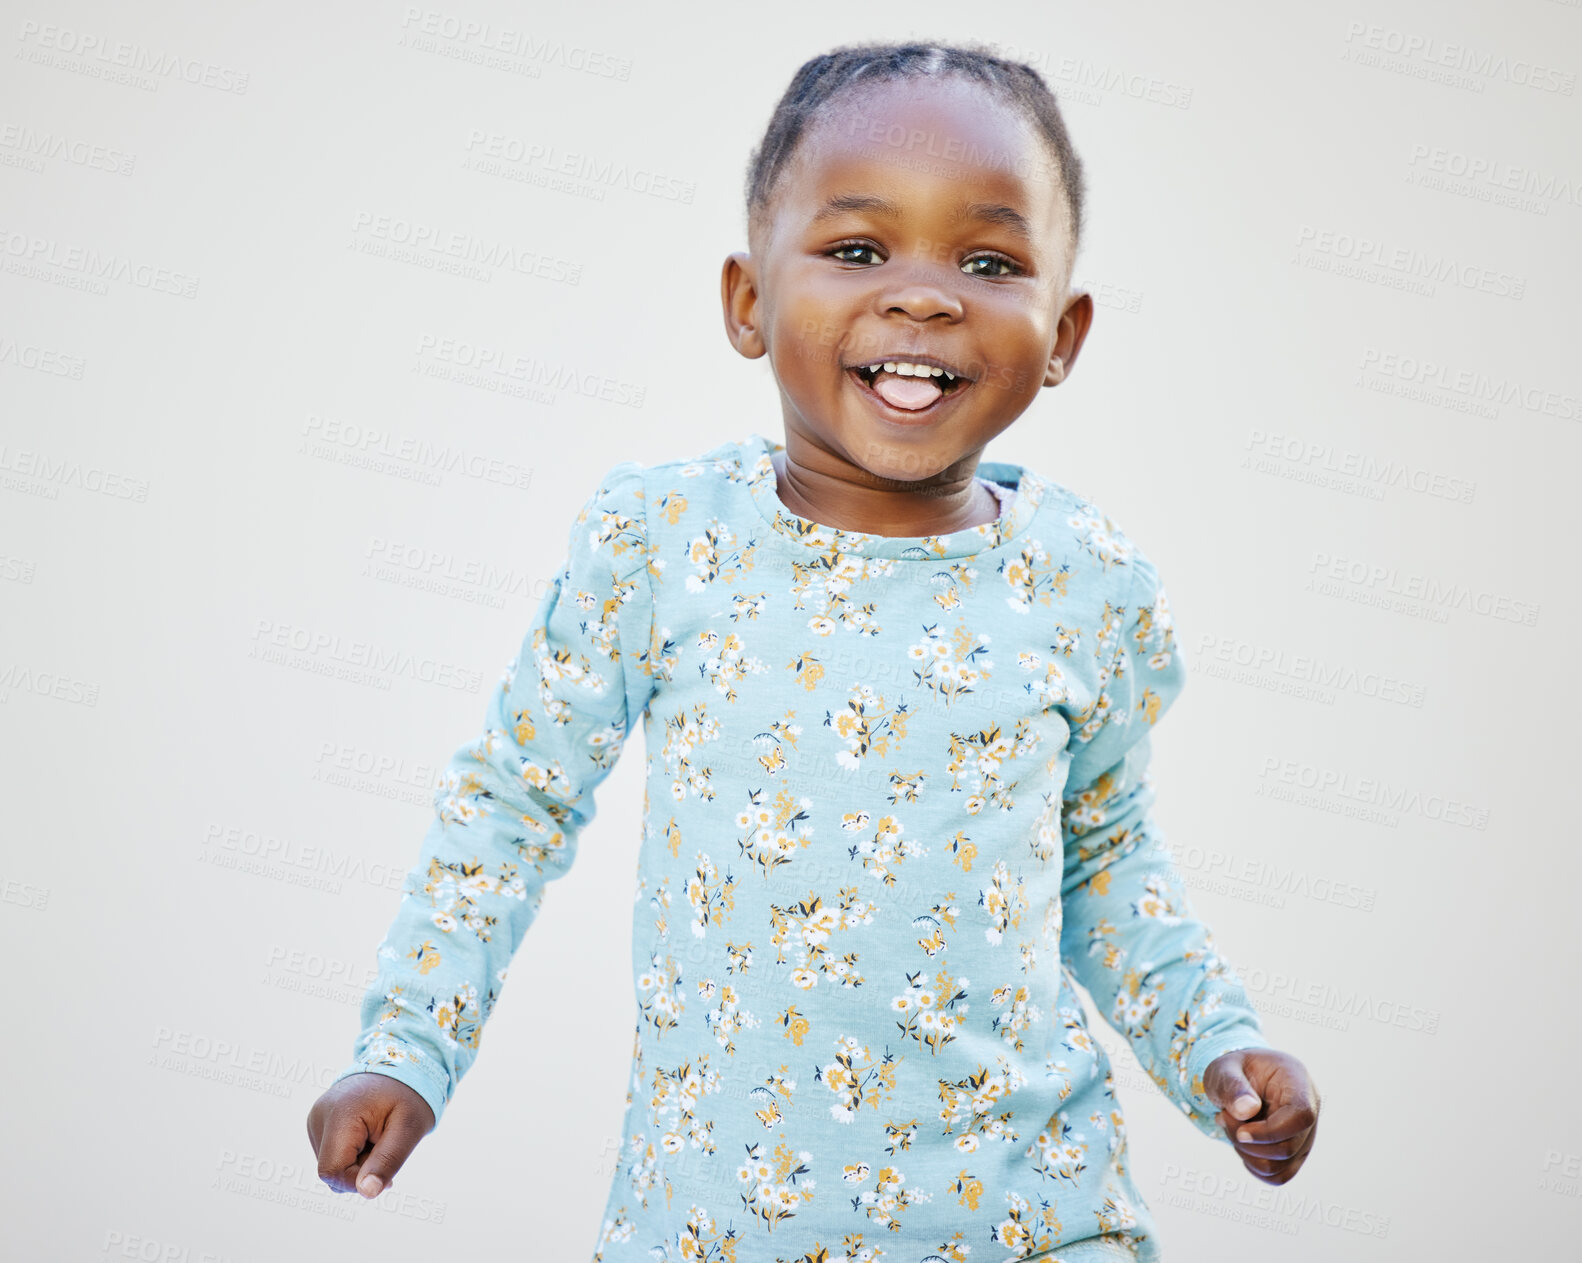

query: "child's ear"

left=721, top=252, right=766, bottom=359
left=1047, top=289, right=1095, bottom=385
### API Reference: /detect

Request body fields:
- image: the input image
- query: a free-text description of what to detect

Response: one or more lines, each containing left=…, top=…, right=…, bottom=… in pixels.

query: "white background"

left=2, top=1, right=1578, bottom=1258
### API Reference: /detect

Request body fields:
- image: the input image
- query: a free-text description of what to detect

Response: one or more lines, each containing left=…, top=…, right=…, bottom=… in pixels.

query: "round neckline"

left=741, top=432, right=1043, bottom=560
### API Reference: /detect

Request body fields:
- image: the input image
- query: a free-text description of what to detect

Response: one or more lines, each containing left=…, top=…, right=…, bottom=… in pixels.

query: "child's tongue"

left=871, top=370, right=943, bottom=410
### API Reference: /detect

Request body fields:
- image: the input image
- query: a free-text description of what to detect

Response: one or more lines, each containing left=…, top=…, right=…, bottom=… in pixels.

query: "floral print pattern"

left=336, top=433, right=1271, bottom=1262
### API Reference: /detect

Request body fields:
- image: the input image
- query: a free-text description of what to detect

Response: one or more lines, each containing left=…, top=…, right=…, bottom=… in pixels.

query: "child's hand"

left=1203, top=1048, right=1321, bottom=1185
left=306, top=1073, right=436, bottom=1198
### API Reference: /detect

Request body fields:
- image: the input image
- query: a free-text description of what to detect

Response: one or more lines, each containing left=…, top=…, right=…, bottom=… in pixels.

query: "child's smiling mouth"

left=846, top=355, right=974, bottom=416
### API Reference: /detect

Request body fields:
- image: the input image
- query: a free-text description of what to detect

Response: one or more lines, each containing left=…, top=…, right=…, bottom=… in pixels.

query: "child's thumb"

left=354, top=1107, right=429, bottom=1198
left=1210, top=1054, right=1263, bottom=1120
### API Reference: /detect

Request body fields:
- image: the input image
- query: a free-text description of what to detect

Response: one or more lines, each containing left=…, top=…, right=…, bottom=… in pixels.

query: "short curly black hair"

left=744, top=39, right=1086, bottom=259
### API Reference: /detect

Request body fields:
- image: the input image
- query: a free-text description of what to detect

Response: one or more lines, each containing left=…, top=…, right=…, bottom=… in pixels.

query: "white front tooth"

left=882, top=361, right=898, bottom=373
left=929, top=366, right=943, bottom=376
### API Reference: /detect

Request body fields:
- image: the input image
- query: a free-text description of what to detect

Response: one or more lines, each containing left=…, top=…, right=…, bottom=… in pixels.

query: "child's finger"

left=1232, top=1129, right=1311, bottom=1160
left=314, top=1110, right=373, bottom=1194
left=1231, top=1100, right=1316, bottom=1145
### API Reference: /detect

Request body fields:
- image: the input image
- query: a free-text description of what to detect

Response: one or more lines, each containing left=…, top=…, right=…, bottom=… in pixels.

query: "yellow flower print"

left=696, top=628, right=769, bottom=703
left=660, top=702, right=723, bottom=802
left=945, top=718, right=1040, bottom=814
left=646, top=1057, right=725, bottom=1156
left=996, top=538, right=1069, bottom=613
left=977, top=858, right=1029, bottom=945
left=787, top=651, right=826, bottom=692
left=685, top=852, right=738, bottom=938
left=735, top=786, right=814, bottom=878
left=1067, top=503, right=1134, bottom=570
left=1026, top=1114, right=1088, bottom=1185
left=407, top=940, right=441, bottom=975
left=891, top=965, right=969, bottom=1054
left=905, top=621, right=993, bottom=706
left=685, top=517, right=758, bottom=591
left=843, top=813, right=927, bottom=888
left=991, top=1188, right=1061, bottom=1259
left=698, top=976, right=759, bottom=1055
left=637, top=952, right=684, bottom=1037
left=852, top=1164, right=932, bottom=1232
left=419, top=856, right=526, bottom=943
left=735, top=1139, right=814, bottom=1231
left=881, top=1118, right=918, bottom=1154
left=779, top=1005, right=810, bottom=1046
left=988, top=983, right=1042, bottom=1052
left=769, top=888, right=876, bottom=989
left=823, top=683, right=910, bottom=770
left=816, top=1035, right=900, bottom=1122
left=937, top=1058, right=1025, bottom=1147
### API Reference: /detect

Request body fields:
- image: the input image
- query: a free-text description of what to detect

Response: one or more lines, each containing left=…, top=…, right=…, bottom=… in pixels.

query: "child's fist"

left=306, top=1073, right=436, bottom=1198
left=1203, top=1047, right=1320, bottom=1185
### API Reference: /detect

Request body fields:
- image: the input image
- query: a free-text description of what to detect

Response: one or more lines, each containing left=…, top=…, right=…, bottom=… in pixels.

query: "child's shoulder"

left=1004, top=458, right=1167, bottom=603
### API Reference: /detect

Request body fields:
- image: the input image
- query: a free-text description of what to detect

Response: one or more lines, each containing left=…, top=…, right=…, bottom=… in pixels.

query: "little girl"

left=308, top=39, right=1320, bottom=1263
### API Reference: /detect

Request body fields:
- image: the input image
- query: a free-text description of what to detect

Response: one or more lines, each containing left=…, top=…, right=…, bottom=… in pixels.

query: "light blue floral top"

left=334, top=431, right=1271, bottom=1262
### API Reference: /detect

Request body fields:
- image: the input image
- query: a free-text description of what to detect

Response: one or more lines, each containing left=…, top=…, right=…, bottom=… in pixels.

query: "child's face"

left=724, top=75, right=1092, bottom=482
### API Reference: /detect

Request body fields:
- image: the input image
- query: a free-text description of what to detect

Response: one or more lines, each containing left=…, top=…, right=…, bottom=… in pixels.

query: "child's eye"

left=961, top=253, right=1022, bottom=278
left=830, top=242, right=883, bottom=265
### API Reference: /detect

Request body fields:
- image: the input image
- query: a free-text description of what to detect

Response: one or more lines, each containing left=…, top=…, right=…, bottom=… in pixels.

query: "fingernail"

left=357, top=1173, right=384, bottom=1198
left=1237, top=1129, right=1253, bottom=1143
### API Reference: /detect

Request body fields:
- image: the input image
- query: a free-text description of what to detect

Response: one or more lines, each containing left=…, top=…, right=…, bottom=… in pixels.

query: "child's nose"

left=872, top=270, right=966, bottom=322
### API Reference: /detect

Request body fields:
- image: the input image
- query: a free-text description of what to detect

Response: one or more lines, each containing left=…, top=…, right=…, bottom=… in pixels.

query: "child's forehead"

left=787, top=95, right=1066, bottom=238
left=809, top=77, right=1033, bottom=152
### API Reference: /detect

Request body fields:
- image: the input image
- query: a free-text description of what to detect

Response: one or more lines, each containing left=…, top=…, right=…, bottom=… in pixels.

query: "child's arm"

left=1057, top=545, right=1273, bottom=1143
left=327, top=460, right=656, bottom=1127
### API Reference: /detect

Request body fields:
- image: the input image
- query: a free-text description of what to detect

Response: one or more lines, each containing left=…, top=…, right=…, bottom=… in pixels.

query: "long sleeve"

left=1058, top=545, right=1271, bottom=1142
left=330, top=460, right=657, bottom=1125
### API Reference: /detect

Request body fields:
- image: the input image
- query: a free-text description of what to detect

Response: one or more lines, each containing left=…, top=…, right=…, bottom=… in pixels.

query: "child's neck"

left=770, top=448, right=1002, bottom=537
